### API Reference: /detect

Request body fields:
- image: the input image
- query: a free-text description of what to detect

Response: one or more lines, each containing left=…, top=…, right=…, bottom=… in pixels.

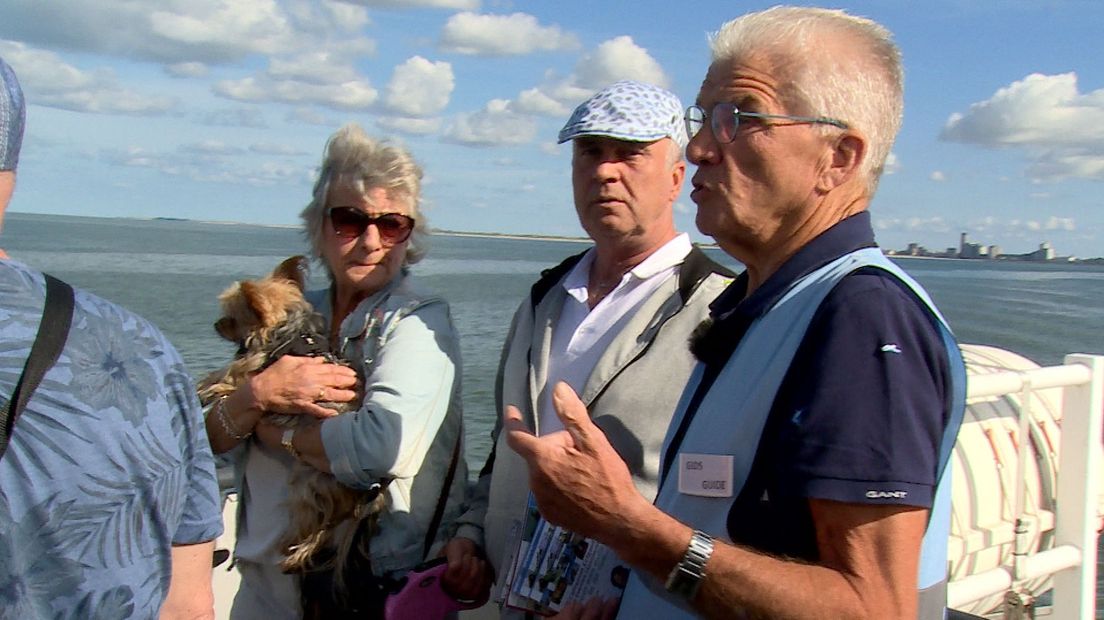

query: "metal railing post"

left=1051, top=354, right=1104, bottom=619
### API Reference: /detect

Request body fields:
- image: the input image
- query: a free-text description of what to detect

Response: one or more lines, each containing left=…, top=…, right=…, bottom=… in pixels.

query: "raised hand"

left=504, top=381, right=648, bottom=543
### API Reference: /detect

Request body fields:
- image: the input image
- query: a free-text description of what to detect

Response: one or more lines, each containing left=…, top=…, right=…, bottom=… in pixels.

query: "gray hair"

left=710, top=6, right=904, bottom=194
left=300, top=123, right=428, bottom=265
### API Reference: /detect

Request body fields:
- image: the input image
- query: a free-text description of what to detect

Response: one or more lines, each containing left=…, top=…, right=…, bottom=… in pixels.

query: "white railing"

left=948, top=354, right=1104, bottom=619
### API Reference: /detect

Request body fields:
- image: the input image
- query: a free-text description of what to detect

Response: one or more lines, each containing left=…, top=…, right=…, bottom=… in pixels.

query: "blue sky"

left=2, top=0, right=1102, bottom=258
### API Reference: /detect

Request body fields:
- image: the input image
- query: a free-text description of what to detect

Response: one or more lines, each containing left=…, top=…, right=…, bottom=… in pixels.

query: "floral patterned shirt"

left=0, top=259, right=223, bottom=619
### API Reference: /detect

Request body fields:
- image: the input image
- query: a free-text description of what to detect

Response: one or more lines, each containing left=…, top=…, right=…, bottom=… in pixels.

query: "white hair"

left=710, top=6, right=904, bottom=194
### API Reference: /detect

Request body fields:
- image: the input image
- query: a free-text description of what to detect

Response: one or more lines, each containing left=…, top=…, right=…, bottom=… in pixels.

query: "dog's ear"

left=273, top=255, right=309, bottom=291
left=240, top=280, right=287, bottom=328
left=214, top=316, right=237, bottom=341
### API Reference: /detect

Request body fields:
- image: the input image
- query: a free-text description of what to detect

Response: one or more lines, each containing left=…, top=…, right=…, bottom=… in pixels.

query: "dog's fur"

left=198, top=255, right=385, bottom=592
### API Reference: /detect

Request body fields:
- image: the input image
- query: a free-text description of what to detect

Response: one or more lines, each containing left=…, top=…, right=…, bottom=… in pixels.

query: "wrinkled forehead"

left=698, top=51, right=804, bottom=108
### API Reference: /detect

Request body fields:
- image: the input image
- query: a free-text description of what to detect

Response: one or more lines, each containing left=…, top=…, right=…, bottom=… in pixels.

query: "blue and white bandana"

left=558, top=80, right=688, bottom=150
left=0, top=56, right=25, bottom=172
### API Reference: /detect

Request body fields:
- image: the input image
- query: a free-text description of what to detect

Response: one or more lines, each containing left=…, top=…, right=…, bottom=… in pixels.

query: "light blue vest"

left=616, top=247, right=967, bottom=619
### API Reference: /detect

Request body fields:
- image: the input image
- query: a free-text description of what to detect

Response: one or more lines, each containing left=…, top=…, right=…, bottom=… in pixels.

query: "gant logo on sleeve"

left=866, top=490, right=908, bottom=499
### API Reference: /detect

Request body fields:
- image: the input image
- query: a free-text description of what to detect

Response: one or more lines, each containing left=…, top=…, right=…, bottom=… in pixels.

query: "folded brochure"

left=500, top=495, right=630, bottom=616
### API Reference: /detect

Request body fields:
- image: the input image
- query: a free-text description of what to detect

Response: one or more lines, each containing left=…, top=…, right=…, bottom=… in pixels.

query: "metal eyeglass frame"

left=684, top=102, right=848, bottom=143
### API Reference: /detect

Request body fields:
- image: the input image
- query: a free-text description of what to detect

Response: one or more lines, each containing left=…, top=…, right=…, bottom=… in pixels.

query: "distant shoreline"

left=6, top=211, right=1099, bottom=261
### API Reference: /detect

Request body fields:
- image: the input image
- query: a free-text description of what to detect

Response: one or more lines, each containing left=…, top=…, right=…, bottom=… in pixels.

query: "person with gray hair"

left=440, top=80, right=734, bottom=615
left=504, top=8, right=965, bottom=620
left=0, top=56, right=224, bottom=618
left=206, top=123, right=468, bottom=619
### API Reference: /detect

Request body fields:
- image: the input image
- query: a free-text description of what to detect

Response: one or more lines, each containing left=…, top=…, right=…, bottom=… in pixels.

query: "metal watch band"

left=281, top=428, right=301, bottom=460
left=665, top=529, right=714, bottom=601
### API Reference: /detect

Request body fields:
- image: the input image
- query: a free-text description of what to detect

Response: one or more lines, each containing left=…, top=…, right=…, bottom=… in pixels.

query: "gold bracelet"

left=214, top=396, right=251, bottom=441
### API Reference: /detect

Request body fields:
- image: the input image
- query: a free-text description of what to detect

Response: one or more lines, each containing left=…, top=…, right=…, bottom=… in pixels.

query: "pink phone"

left=384, top=558, right=489, bottom=619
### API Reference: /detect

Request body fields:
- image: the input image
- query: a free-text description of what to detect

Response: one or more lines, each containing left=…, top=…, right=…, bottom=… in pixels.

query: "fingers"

left=298, top=402, right=341, bottom=419
left=503, top=405, right=540, bottom=458
left=440, top=538, right=491, bottom=601
left=318, top=386, right=359, bottom=404
left=552, top=381, right=595, bottom=449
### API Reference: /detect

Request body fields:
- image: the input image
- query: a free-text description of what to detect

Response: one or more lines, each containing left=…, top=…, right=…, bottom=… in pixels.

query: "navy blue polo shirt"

left=680, top=211, right=951, bottom=562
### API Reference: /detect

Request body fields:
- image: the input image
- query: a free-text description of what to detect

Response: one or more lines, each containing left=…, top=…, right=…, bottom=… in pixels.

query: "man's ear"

left=818, top=132, right=866, bottom=192
left=668, top=159, right=687, bottom=203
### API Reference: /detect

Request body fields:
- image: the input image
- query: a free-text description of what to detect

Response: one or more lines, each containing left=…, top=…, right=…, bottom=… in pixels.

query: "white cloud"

left=443, top=99, right=537, bottom=146
left=376, top=116, right=443, bottom=136
left=103, top=142, right=306, bottom=186
left=513, top=87, right=570, bottom=117
left=0, top=41, right=175, bottom=115
left=941, top=72, right=1104, bottom=182
left=347, top=0, right=479, bottom=8
left=267, top=52, right=363, bottom=86
left=384, top=56, right=454, bottom=117
left=166, top=62, right=208, bottom=78
left=439, top=12, right=579, bottom=56
left=503, top=36, right=670, bottom=123
left=1044, top=216, right=1076, bottom=231
left=883, top=152, right=900, bottom=175
left=574, top=36, right=668, bottom=90
left=250, top=142, right=306, bottom=156
left=1026, top=150, right=1104, bottom=182
left=930, top=170, right=946, bottom=182
left=214, top=75, right=378, bottom=110
left=201, top=108, right=268, bottom=128
left=874, top=216, right=950, bottom=233
left=966, top=215, right=1076, bottom=234
left=0, top=0, right=302, bottom=64
left=286, top=107, right=333, bottom=126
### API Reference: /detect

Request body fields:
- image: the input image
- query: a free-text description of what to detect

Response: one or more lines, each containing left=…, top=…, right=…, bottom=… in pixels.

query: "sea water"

left=5, top=211, right=1103, bottom=475
left=5, top=212, right=1104, bottom=615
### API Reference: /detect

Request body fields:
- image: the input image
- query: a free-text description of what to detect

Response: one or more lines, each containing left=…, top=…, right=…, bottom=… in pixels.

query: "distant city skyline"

left=1, top=1, right=1102, bottom=257
left=890, top=230, right=1103, bottom=262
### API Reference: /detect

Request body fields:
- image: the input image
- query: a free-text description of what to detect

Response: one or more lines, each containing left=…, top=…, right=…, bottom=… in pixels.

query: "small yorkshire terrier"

left=197, top=255, right=385, bottom=591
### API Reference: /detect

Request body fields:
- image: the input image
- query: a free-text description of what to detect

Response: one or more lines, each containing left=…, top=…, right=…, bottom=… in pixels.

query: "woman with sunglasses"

left=211, top=123, right=469, bottom=620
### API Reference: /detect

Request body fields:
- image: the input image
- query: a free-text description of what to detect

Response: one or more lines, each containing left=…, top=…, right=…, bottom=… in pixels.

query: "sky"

left=1, top=0, right=1103, bottom=258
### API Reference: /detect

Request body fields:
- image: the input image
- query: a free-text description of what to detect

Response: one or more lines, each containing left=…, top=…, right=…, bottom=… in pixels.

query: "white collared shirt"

left=538, top=233, right=693, bottom=434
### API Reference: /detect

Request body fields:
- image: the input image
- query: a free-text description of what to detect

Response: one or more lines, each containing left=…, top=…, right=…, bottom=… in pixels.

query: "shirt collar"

left=562, top=233, right=692, bottom=299
left=710, top=211, right=877, bottom=321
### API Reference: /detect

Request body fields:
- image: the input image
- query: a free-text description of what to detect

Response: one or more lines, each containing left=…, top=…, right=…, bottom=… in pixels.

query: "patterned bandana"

left=558, top=80, right=688, bottom=150
left=1, top=57, right=26, bottom=172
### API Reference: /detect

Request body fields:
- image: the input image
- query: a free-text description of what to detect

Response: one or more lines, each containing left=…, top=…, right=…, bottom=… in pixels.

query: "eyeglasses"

left=684, top=102, right=848, bottom=143
left=327, top=207, right=415, bottom=245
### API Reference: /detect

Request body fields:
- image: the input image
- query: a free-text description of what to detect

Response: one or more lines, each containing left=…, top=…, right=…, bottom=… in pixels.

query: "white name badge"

left=677, top=453, right=734, bottom=497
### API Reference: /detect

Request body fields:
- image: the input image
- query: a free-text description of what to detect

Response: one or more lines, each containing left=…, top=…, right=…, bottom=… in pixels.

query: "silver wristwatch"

left=665, top=529, right=714, bottom=601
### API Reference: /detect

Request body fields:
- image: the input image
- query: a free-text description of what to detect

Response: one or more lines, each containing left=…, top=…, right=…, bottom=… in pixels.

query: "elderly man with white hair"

left=505, top=8, right=966, bottom=620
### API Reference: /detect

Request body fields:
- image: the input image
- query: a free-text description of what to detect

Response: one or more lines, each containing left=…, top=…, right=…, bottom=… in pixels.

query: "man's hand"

left=504, top=382, right=649, bottom=543
left=439, top=537, right=493, bottom=602
left=550, top=596, right=620, bottom=620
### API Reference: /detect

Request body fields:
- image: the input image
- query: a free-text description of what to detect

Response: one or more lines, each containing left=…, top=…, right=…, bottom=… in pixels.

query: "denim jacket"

left=230, top=270, right=467, bottom=576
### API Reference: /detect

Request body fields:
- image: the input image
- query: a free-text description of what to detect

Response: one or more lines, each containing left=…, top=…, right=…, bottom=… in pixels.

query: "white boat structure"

left=211, top=345, right=1104, bottom=619
left=948, top=346, right=1103, bottom=618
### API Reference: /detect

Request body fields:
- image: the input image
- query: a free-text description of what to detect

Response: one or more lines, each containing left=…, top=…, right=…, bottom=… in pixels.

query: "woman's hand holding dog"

left=248, top=355, right=359, bottom=419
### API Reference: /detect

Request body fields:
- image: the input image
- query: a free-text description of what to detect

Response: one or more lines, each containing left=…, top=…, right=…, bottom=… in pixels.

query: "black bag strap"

left=423, top=429, right=462, bottom=558
left=0, top=274, right=75, bottom=459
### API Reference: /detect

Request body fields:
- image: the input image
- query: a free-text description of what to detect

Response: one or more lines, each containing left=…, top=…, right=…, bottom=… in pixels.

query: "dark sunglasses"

left=327, top=207, right=415, bottom=245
